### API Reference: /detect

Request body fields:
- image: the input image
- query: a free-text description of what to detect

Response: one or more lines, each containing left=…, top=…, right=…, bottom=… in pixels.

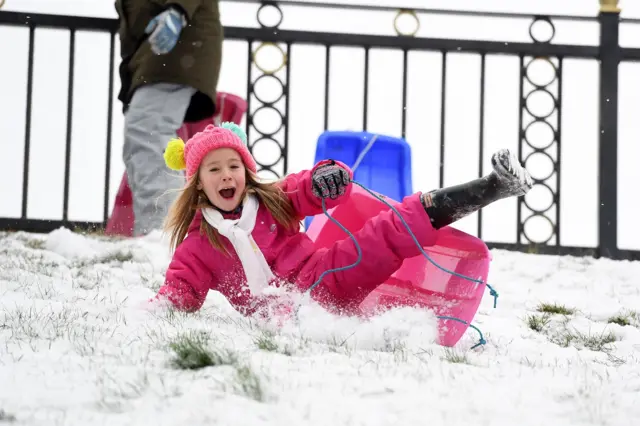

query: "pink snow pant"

left=298, top=193, right=438, bottom=314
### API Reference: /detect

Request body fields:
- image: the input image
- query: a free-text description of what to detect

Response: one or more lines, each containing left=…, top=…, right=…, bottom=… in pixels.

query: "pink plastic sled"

left=105, top=92, right=248, bottom=237
left=306, top=185, right=492, bottom=347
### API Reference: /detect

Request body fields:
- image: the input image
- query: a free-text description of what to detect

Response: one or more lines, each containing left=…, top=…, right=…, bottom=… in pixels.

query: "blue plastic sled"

left=304, top=130, right=413, bottom=230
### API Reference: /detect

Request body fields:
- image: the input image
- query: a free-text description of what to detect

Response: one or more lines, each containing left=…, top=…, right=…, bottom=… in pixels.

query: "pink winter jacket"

left=156, top=160, right=354, bottom=314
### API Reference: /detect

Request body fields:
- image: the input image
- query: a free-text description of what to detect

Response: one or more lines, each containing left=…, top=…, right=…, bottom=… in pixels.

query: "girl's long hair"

left=164, top=170, right=298, bottom=254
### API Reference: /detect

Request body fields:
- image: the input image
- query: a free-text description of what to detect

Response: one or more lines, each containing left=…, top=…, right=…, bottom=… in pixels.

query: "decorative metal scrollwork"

left=249, top=1, right=289, bottom=180
left=519, top=16, right=561, bottom=245
left=393, top=9, right=420, bottom=37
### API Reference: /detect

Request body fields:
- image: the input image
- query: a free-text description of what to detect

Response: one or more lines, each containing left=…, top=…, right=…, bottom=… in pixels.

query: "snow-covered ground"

left=2, top=3, right=640, bottom=424
left=1, top=228, right=639, bottom=425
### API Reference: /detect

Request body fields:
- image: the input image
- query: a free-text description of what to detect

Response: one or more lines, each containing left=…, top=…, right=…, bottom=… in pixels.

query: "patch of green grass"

left=526, top=313, right=551, bottom=332
left=579, top=330, right=618, bottom=352
left=549, top=329, right=577, bottom=348
left=167, top=332, right=266, bottom=401
left=608, top=314, right=631, bottom=327
left=608, top=310, right=639, bottom=328
left=253, top=330, right=298, bottom=356
left=168, top=331, right=236, bottom=370
left=550, top=327, right=618, bottom=352
left=536, top=303, right=575, bottom=316
left=254, top=331, right=279, bottom=352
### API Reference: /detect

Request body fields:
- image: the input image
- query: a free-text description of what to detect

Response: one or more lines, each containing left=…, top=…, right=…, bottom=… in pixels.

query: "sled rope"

left=350, top=134, right=379, bottom=172
left=304, top=181, right=492, bottom=350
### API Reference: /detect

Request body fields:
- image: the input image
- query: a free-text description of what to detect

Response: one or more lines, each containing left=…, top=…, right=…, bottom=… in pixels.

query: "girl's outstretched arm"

left=154, top=237, right=215, bottom=312
left=279, top=159, right=354, bottom=219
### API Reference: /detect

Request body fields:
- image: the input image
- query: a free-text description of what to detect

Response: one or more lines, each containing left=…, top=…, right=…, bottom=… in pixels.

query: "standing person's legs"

left=123, top=83, right=197, bottom=236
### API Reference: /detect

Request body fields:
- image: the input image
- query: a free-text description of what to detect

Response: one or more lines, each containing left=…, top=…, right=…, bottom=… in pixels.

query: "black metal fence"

left=0, top=0, right=639, bottom=261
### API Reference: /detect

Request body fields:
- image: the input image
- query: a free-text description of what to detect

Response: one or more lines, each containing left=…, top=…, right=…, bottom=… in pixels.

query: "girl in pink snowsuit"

left=155, top=122, right=533, bottom=316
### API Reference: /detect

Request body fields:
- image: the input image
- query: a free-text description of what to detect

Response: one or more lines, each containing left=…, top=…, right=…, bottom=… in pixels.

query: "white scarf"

left=201, top=194, right=275, bottom=296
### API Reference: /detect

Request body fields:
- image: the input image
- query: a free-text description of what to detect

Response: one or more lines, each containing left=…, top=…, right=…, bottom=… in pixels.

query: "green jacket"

left=115, top=0, right=223, bottom=122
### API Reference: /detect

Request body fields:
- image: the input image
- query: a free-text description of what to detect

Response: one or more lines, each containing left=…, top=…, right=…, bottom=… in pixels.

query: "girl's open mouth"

left=219, top=188, right=236, bottom=199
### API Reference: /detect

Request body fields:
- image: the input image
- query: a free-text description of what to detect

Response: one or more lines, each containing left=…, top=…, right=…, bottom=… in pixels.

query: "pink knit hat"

left=163, top=122, right=257, bottom=180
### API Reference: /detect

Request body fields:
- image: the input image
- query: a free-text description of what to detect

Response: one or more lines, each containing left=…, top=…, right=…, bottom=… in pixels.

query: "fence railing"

left=0, top=0, right=638, bottom=261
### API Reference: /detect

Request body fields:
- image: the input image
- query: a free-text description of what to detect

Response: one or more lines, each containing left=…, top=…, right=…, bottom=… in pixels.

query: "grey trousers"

left=123, top=83, right=197, bottom=236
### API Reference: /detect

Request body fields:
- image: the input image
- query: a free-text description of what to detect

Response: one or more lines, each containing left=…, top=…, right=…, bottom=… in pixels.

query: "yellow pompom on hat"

left=164, top=137, right=187, bottom=171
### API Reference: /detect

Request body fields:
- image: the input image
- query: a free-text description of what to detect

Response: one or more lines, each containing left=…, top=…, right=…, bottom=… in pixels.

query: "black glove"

left=311, top=160, right=350, bottom=200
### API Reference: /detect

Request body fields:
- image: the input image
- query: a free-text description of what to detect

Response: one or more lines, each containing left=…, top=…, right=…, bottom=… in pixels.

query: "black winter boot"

left=421, top=149, right=533, bottom=229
